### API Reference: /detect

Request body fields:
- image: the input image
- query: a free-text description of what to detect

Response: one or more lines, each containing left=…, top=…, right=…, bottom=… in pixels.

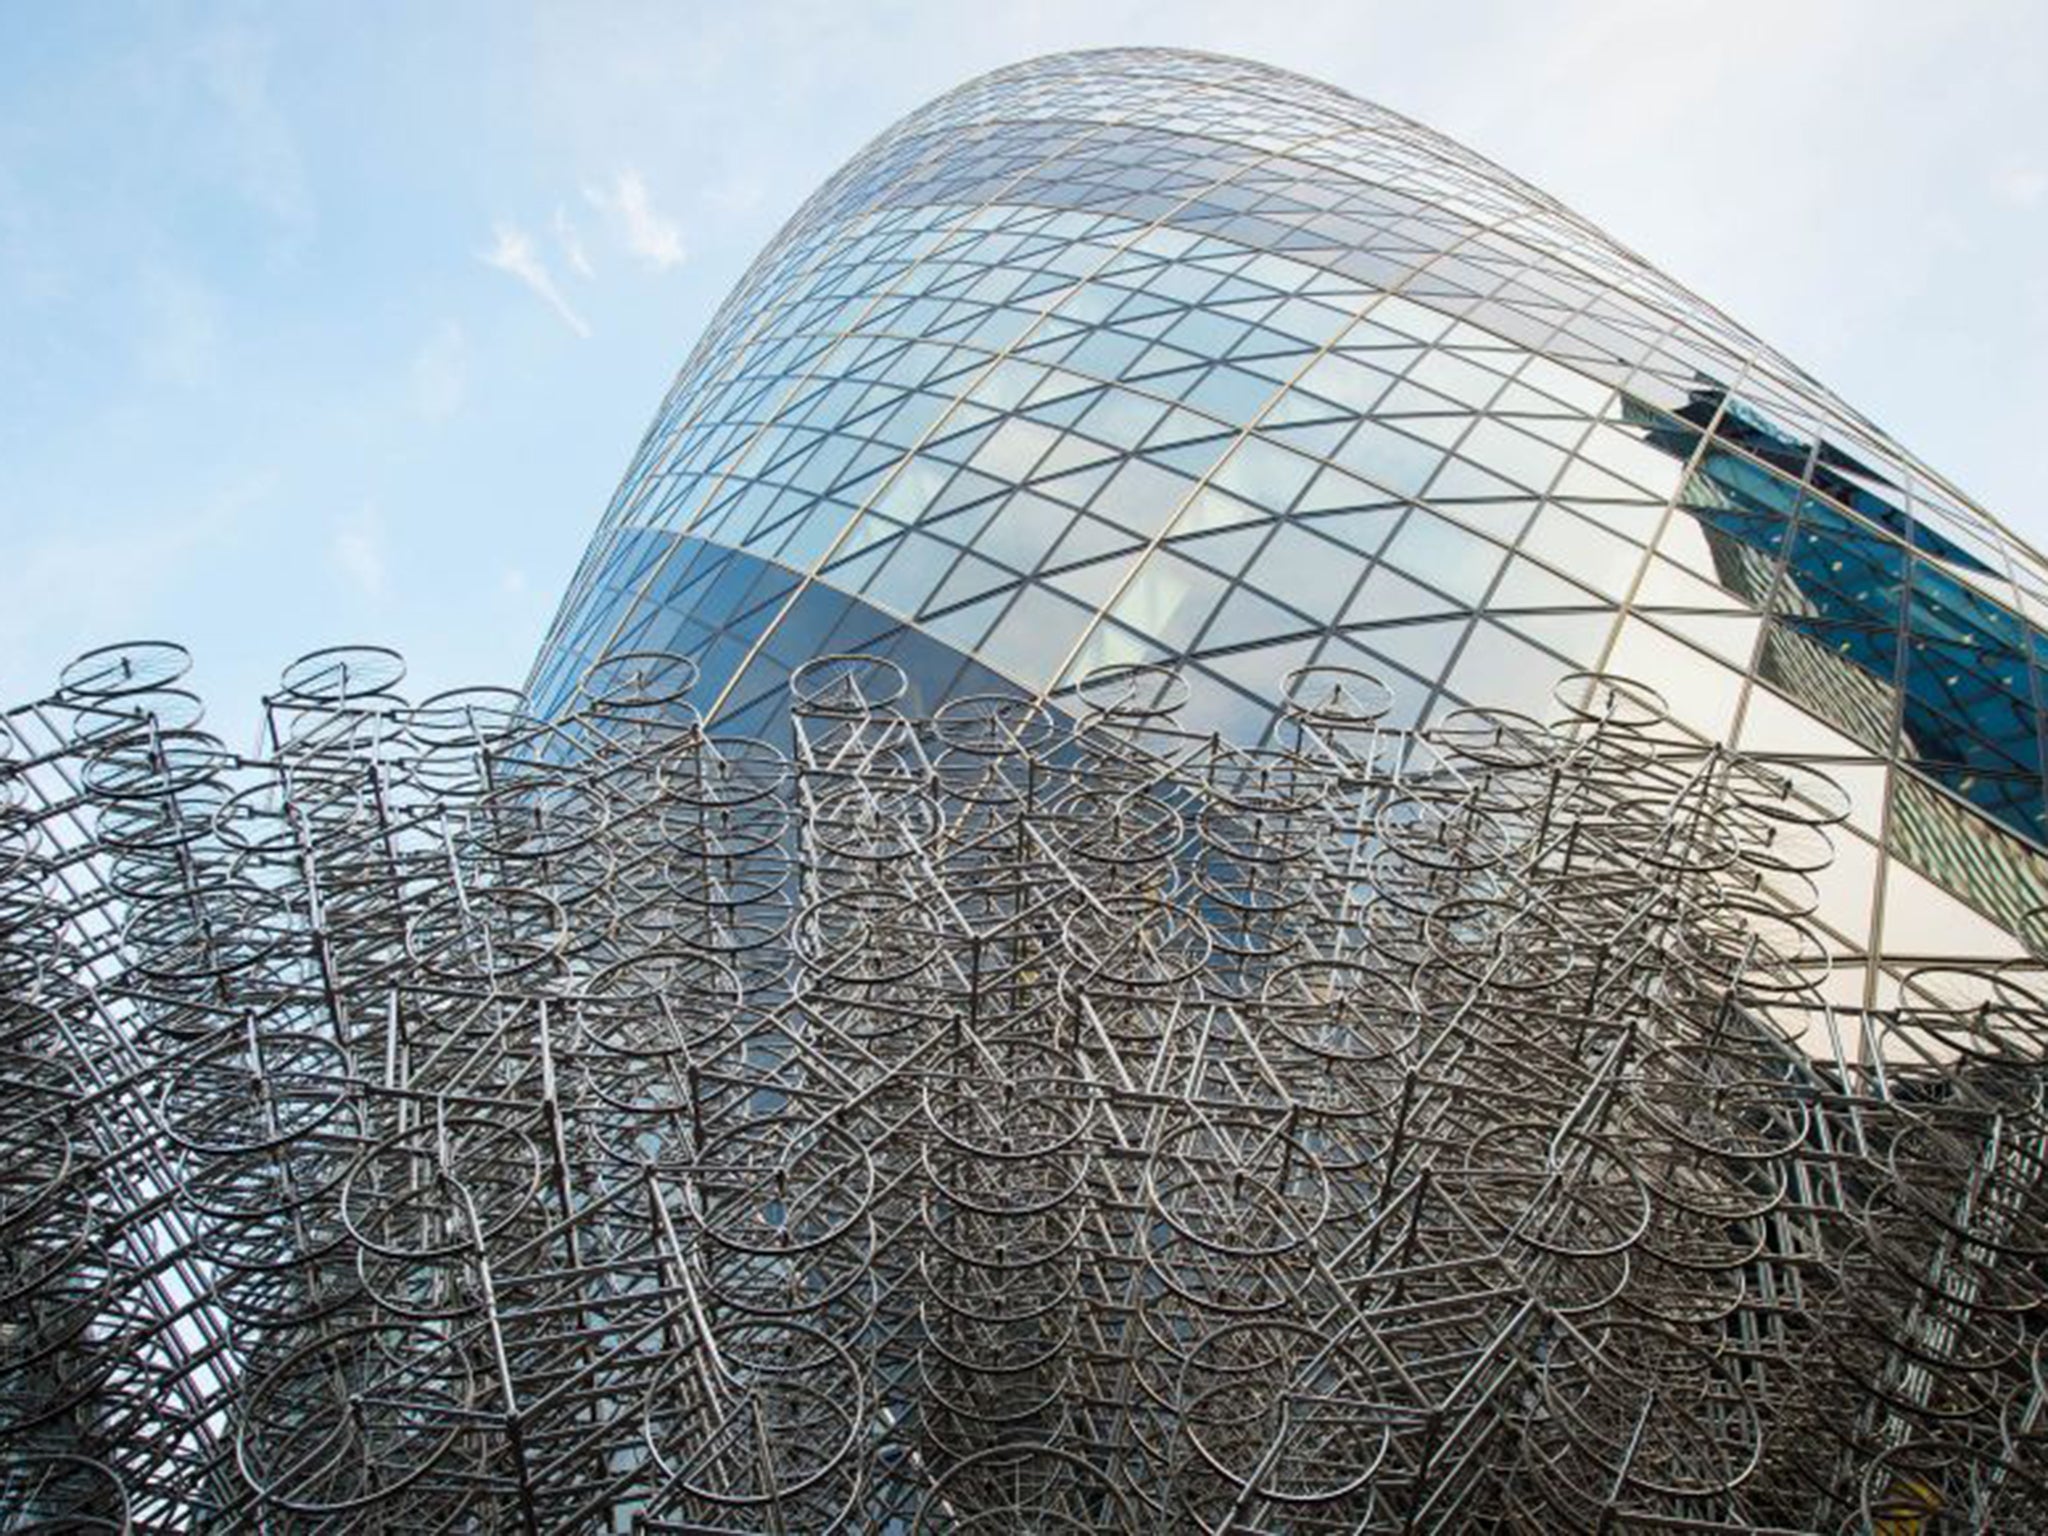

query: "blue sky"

left=3, top=0, right=2044, bottom=745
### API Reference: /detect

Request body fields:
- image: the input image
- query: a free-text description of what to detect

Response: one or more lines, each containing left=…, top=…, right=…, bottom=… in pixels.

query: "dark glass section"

left=534, top=531, right=1034, bottom=734
left=1661, top=383, right=1998, bottom=577
left=1628, top=388, right=2048, bottom=848
left=531, top=531, right=799, bottom=718
left=1888, top=770, right=2048, bottom=939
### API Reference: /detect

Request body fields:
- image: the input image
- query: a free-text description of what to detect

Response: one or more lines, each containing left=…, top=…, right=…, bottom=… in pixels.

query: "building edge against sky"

left=527, top=46, right=2048, bottom=1019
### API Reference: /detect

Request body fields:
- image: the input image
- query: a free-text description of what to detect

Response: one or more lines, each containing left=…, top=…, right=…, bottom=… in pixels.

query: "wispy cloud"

left=585, top=170, right=686, bottom=270
left=136, top=266, right=222, bottom=388
left=1994, top=165, right=2048, bottom=209
left=408, top=320, right=467, bottom=420
left=480, top=223, right=591, bottom=337
left=330, top=506, right=387, bottom=600
left=553, top=205, right=595, bottom=279
left=187, top=24, right=313, bottom=235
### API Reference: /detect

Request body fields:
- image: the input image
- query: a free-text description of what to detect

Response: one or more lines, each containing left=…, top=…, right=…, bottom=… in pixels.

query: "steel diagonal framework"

left=1, top=640, right=2046, bottom=1531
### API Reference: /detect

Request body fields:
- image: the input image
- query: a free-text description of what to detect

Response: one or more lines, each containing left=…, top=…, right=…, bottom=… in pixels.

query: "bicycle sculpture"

left=0, top=641, right=2042, bottom=1530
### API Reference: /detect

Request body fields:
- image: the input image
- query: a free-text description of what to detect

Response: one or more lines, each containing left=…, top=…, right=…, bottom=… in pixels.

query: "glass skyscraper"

left=530, top=46, right=2048, bottom=1008
left=12, top=47, right=2048, bottom=1529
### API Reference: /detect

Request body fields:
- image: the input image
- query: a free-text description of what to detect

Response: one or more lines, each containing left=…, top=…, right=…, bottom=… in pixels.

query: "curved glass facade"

left=530, top=47, right=2048, bottom=1004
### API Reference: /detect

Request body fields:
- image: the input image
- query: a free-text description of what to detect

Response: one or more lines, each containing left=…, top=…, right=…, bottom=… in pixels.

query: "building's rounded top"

left=744, top=46, right=1963, bottom=521
left=534, top=46, right=2048, bottom=1002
